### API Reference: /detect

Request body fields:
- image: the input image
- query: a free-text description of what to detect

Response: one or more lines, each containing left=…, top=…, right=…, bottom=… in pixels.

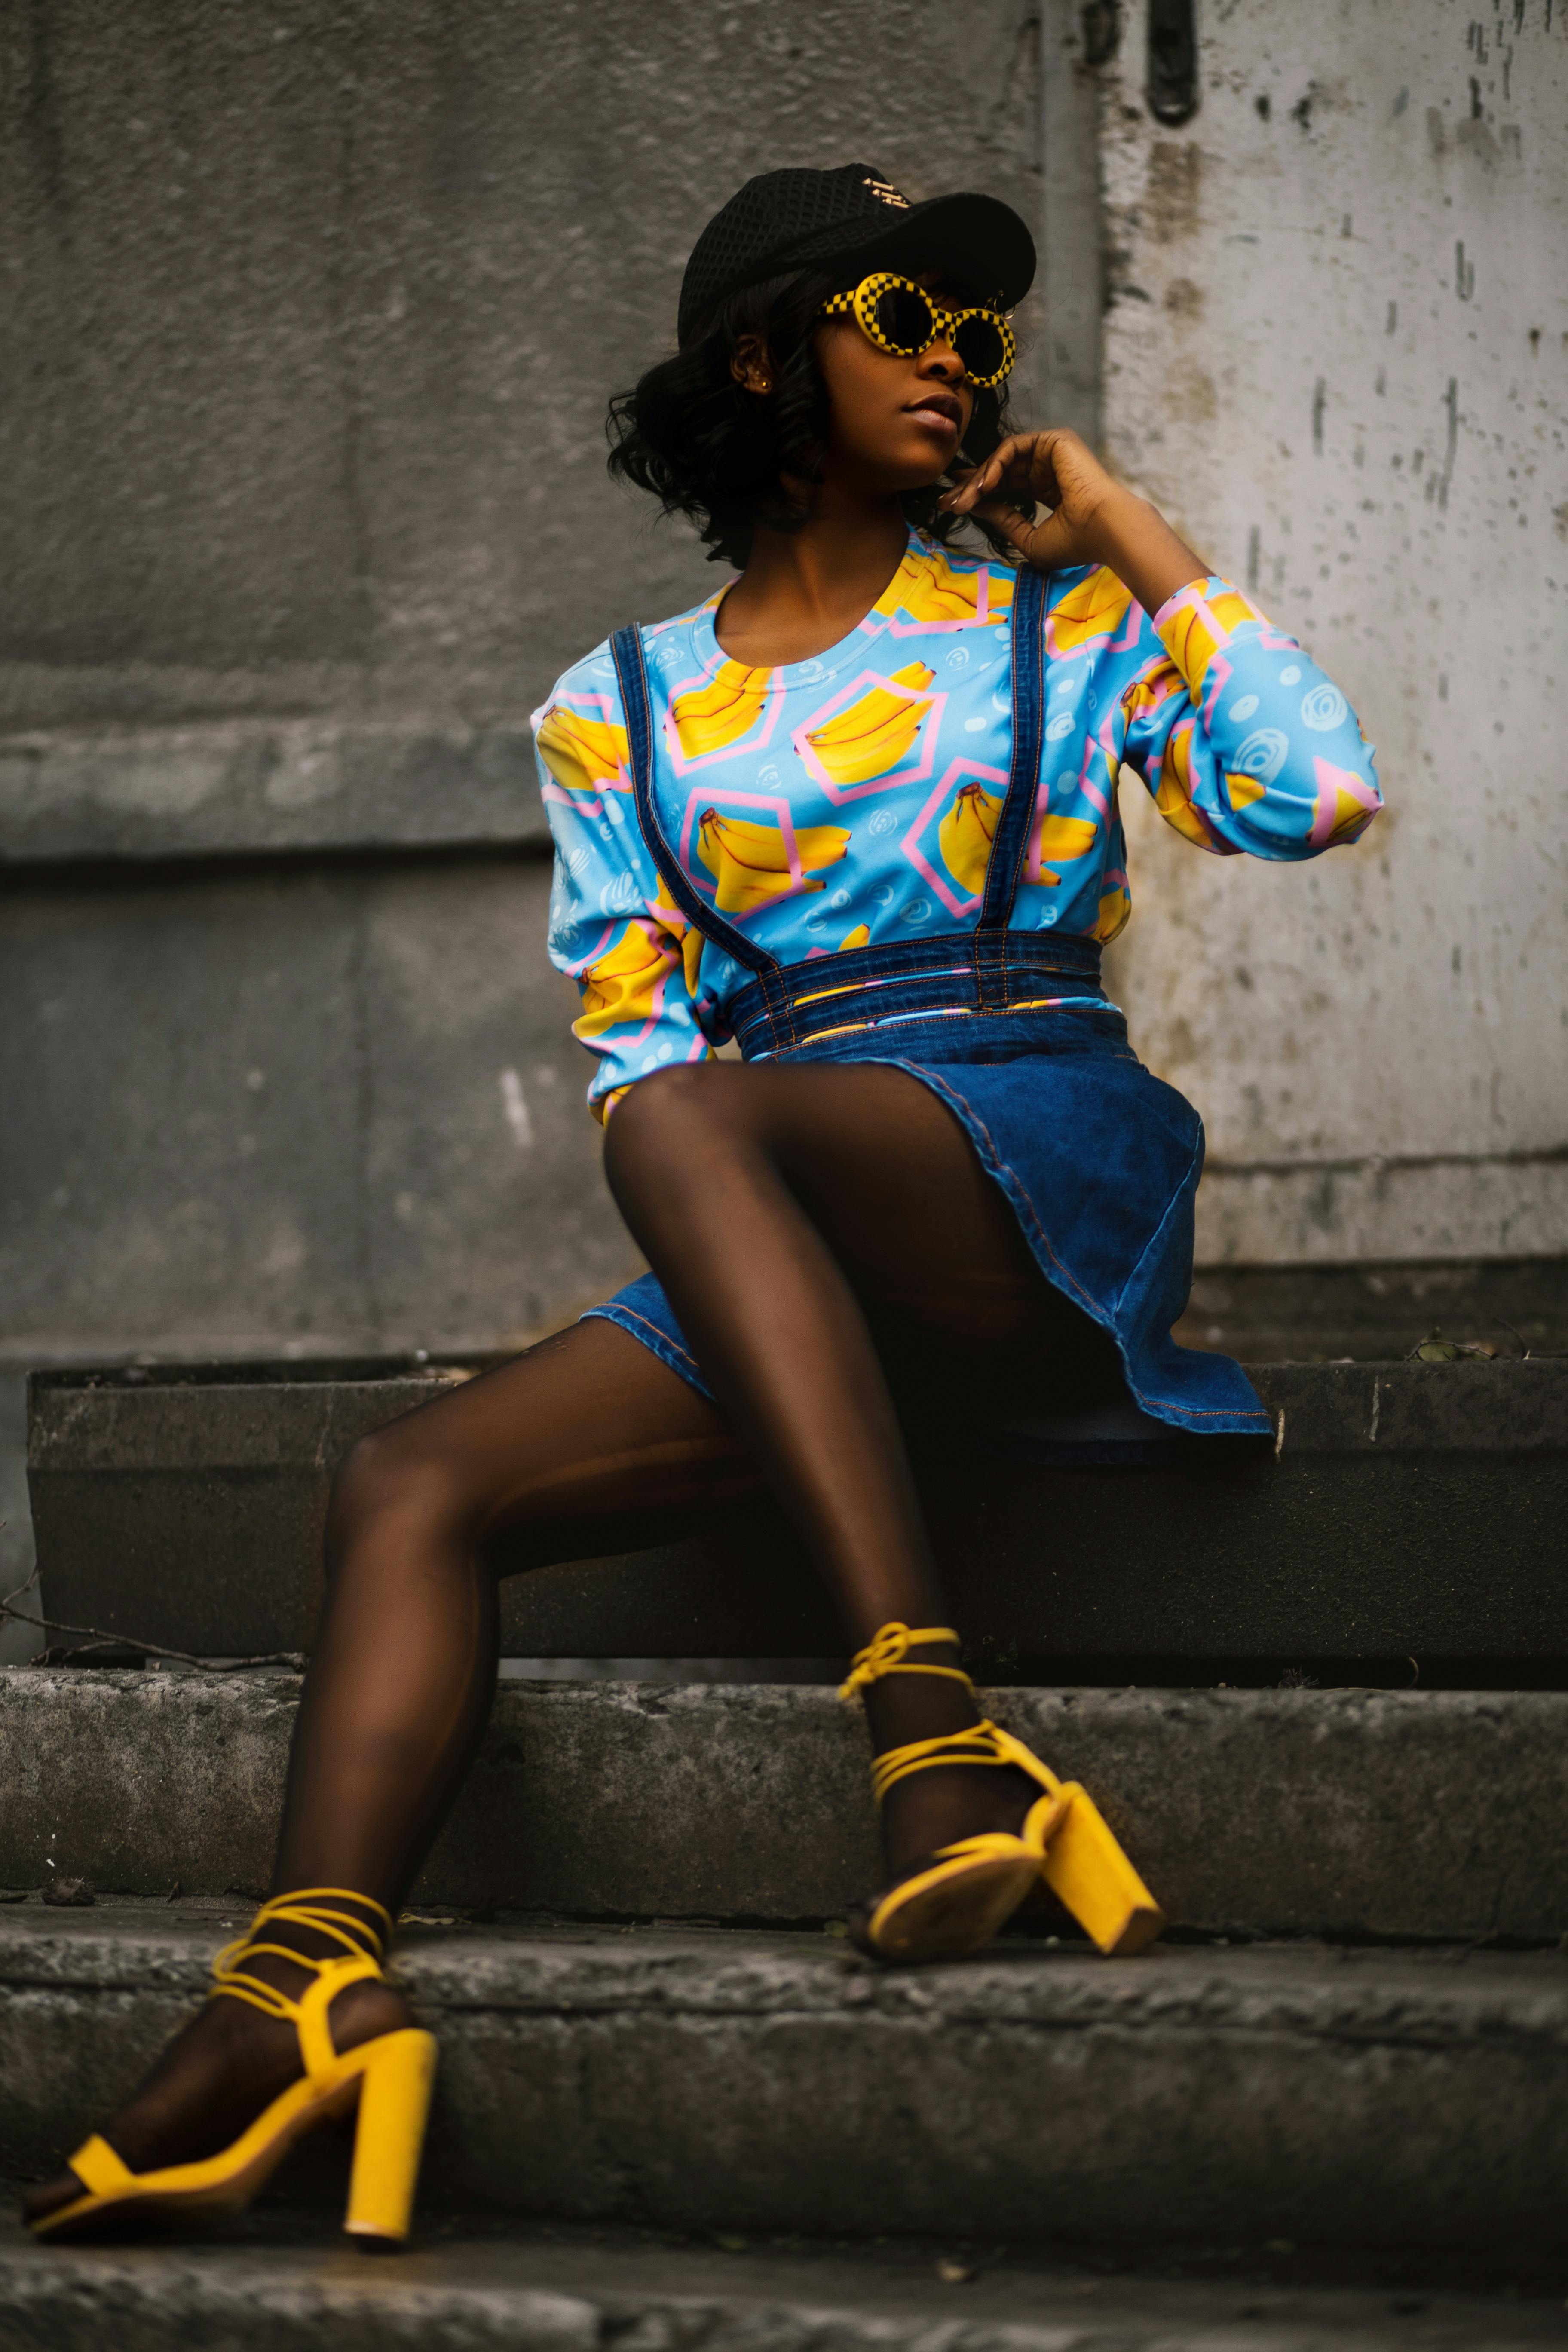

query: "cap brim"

left=832, top=190, right=1035, bottom=312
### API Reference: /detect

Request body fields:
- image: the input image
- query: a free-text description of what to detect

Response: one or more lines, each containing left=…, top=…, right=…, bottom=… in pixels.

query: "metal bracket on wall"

left=1147, top=0, right=1198, bottom=124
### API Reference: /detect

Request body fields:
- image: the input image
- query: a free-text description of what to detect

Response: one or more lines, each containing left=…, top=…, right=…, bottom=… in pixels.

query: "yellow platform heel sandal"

left=842, top=1625, right=1165, bottom=1965
left=29, top=1889, right=437, bottom=2247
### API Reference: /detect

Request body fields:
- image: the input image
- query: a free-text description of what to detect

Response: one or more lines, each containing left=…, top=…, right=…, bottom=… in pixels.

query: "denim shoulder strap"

left=973, top=562, right=1047, bottom=1012
left=608, top=624, right=797, bottom=1038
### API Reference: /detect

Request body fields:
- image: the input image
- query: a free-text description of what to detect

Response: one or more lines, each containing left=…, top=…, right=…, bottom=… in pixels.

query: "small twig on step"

left=0, top=1594, right=304, bottom=1675
left=0, top=1564, right=40, bottom=1615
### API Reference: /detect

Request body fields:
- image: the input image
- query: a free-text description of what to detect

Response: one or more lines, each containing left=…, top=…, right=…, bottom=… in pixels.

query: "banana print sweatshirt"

left=533, top=530, right=1381, bottom=1117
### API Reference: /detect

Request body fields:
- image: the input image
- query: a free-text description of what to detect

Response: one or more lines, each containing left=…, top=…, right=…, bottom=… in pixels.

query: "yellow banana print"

left=1315, top=765, right=1379, bottom=846
left=805, top=663, right=935, bottom=785
left=938, top=781, right=1004, bottom=896
left=940, top=783, right=1101, bottom=896
left=1160, top=584, right=1261, bottom=691
left=593, top=1082, right=635, bottom=1126
left=536, top=706, right=628, bottom=795
left=1120, top=655, right=1181, bottom=728
left=671, top=659, right=773, bottom=757
left=1046, top=565, right=1135, bottom=656
left=1154, top=725, right=1225, bottom=850
left=1033, top=812, right=1099, bottom=885
left=877, top=544, right=1015, bottom=625
left=653, top=875, right=706, bottom=999
left=1225, top=771, right=1267, bottom=812
left=1090, top=884, right=1131, bottom=943
left=696, top=808, right=851, bottom=915
left=839, top=924, right=870, bottom=951
left=574, top=922, right=676, bottom=1043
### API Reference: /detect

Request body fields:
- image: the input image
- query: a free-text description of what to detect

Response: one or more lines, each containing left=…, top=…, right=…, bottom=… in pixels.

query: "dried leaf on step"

left=42, top=1877, right=95, bottom=1908
left=1408, top=1328, right=1495, bottom=1363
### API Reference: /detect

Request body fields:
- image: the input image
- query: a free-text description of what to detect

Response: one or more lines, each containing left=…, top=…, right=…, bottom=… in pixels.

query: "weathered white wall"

left=1096, top=0, right=1568, bottom=1264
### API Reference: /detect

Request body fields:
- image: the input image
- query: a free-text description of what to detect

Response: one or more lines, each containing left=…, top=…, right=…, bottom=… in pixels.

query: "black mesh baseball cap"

left=676, top=163, right=1035, bottom=347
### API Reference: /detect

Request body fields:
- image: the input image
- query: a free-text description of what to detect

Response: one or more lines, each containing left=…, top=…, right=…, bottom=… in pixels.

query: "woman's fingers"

left=943, top=461, right=1036, bottom=517
left=946, top=431, right=1066, bottom=515
left=948, top=441, right=1016, bottom=507
left=972, top=498, right=1081, bottom=573
left=940, top=463, right=993, bottom=513
left=968, top=497, right=1036, bottom=554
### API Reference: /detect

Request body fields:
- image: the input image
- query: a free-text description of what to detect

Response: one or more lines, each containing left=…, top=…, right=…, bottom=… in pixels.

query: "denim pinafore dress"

left=582, top=567, right=1270, bottom=1455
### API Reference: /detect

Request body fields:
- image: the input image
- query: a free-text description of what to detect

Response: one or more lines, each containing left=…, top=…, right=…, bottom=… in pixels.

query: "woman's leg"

left=24, top=1320, right=750, bottom=2218
left=269, top=1322, right=753, bottom=1906
left=602, top=1059, right=1121, bottom=1873
left=28, top=1057, right=1116, bottom=2218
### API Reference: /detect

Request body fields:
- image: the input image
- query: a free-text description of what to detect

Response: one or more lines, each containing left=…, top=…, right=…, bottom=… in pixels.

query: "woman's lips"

left=905, top=393, right=962, bottom=435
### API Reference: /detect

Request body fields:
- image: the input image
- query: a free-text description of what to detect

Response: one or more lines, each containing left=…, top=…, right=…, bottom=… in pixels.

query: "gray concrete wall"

left=1, top=0, right=1047, bottom=761
left=1096, top=0, right=1568, bottom=1265
left=3, top=861, right=631, bottom=1358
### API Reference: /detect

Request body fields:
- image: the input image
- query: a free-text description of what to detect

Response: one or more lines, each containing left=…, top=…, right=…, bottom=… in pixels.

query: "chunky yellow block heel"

left=842, top=1624, right=1164, bottom=1964
left=345, top=2018, right=438, bottom=2242
left=28, top=1889, right=437, bottom=2247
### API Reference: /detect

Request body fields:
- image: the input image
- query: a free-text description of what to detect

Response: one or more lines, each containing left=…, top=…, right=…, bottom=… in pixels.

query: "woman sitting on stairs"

left=24, top=162, right=1380, bottom=2246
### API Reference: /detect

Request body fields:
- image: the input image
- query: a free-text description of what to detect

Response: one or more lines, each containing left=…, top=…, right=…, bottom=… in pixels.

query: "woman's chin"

left=833, top=440, right=962, bottom=498
left=904, top=429, right=964, bottom=480
left=875, top=448, right=961, bottom=495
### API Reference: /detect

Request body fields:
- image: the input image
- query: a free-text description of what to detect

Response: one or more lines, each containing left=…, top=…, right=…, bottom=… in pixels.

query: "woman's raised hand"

left=940, top=429, right=1116, bottom=570
left=940, top=427, right=1209, bottom=616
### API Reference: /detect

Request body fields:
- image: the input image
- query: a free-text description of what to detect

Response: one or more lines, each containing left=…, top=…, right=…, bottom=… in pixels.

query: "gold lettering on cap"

left=863, top=178, right=910, bottom=208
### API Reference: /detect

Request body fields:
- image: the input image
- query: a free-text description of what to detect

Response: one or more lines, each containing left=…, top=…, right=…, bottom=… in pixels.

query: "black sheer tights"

left=27, top=1061, right=1120, bottom=2219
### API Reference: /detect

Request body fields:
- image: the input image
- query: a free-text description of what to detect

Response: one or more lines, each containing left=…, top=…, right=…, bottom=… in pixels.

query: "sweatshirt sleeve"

left=534, top=671, right=716, bottom=1121
left=1116, top=576, right=1382, bottom=859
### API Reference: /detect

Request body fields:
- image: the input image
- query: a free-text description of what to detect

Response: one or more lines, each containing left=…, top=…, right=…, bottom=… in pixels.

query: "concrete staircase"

left=3, top=1357, right=1567, bottom=2342
left=3, top=1670, right=1567, bottom=2334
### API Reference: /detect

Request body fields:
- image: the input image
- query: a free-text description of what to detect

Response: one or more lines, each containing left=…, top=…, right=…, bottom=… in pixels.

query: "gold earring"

left=757, top=377, right=772, bottom=393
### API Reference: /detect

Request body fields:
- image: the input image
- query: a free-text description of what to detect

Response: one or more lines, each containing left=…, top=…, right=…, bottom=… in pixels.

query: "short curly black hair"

left=606, top=263, right=1019, bottom=571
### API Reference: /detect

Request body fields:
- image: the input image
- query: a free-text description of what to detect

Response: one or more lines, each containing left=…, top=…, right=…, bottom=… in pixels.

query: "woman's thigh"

left=618, top=1057, right=1110, bottom=1365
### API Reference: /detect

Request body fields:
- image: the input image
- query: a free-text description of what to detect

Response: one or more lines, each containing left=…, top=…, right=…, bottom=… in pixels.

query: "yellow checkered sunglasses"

left=820, top=273, right=1015, bottom=388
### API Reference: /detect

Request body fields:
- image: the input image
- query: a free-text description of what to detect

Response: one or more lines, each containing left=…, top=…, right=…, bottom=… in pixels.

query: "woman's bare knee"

left=327, top=1423, right=473, bottom=1553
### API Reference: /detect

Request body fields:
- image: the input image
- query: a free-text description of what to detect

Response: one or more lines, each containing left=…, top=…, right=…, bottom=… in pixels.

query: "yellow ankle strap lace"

left=211, top=1887, right=393, bottom=2024
left=869, top=1718, right=1022, bottom=1804
left=838, top=1622, right=971, bottom=1701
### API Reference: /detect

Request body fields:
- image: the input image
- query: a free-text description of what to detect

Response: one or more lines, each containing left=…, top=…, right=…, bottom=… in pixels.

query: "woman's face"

left=812, top=276, right=977, bottom=495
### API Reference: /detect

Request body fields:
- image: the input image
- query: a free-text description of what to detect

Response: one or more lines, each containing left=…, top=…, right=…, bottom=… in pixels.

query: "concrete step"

left=1, top=2211, right=1563, bottom=2352
left=25, top=1357, right=1568, bottom=1669
left=1173, top=1257, right=1568, bottom=1367
left=3, top=1905, right=1566, bottom=2267
left=7, top=1670, right=1568, bottom=1942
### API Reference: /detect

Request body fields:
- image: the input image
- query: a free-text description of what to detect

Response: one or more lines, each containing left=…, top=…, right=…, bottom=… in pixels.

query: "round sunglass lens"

left=871, top=283, right=937, bottom=352
left=953, top=314, right=1008, bottom=382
